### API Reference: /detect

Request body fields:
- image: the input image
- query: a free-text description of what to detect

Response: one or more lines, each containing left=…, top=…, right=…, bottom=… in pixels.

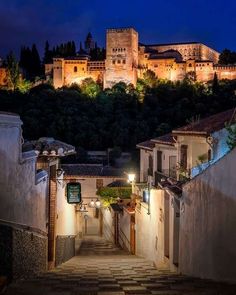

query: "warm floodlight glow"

left=89, top=200, right=95, bottom=208
left=95, top=199, right=101, bottom=208
left=128, top=173, right=135, bottom=183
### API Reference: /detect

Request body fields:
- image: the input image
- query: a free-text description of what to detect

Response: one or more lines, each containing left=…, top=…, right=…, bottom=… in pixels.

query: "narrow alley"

left=4, top=237, right=236, bottom=295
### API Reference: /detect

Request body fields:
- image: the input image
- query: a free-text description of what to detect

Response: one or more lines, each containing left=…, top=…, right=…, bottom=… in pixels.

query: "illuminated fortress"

left=52, top=28, right=236, bottom=88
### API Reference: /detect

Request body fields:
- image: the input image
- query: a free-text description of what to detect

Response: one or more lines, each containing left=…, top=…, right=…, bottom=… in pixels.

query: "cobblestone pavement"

left=4, top=237, right=236, bottom=295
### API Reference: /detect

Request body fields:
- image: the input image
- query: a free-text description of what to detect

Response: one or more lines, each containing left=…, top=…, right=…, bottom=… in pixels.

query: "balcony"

left=154, top=169, right=177, bottom=186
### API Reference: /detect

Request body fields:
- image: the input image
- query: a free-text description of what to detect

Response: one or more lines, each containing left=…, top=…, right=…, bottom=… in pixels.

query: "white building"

left=62, top=164, right=126, bottom=238
left=0, top=113, right=48, bottom=279
left=134, top=108, right=236, bottom=279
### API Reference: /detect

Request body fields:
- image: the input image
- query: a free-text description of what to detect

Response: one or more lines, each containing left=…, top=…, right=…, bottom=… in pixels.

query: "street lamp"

left=128, top=173, right=136, bottom=194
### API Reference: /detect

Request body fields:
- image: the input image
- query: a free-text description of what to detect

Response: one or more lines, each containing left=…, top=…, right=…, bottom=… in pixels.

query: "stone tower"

left=84, top=32, right=95, bottom=54
left=104, top=28, right=138, bottom=89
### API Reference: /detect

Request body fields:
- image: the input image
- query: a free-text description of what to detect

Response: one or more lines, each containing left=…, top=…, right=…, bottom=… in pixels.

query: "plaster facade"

left=0, top=113, right=48, bottom=232
left=61, top=168, right=125, bottom=238
left=135, top=188, right=179, bottom=272
left=180, top=148, right=236, bottom=282
left=0, top=113, right=48, bottom=279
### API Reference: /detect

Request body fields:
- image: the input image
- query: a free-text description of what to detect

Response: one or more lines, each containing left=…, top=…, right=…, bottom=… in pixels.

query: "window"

left=112, top=60, right=115, bottom=64
left=96, top=179, right=103, bottom=189
left=208, top=149, right=212, bottom=161
left=142, top=190, right=150, bottom=204
left=123, top=59, right=126, bottom=64
left=148, top=155, right=153, bottom=176
left=180, top=145, right=188, bottom=170
left=94, top=208, right=99, bottom=218
left=157, top=151, right=162, bottom=172
left=117, top=60, right=121, bottom=64
left=74, top=66, right=77, bottom=72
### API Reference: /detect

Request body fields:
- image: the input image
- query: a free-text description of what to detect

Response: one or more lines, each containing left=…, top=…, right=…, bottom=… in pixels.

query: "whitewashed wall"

left=180, top=148, right=236, bottom=282
left=0, top=113, right=48, bottom=232
left=56, top=179, right=77, bottom=236
left=119, top=210, right=131, bottom=251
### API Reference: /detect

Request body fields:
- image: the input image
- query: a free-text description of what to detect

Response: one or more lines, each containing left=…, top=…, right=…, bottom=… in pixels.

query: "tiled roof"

left=173, top=108, right=236, bottom=135
left=0, top=111, right=19, bottom=117
left=151, top=133, right=175, bottom=146
left=107, top=180, right=131, bottom=187
left=62, top=164, right=125, bottom=178
left=136, top=140, right=155, bottom=150
left=144, top=41, right=200, bottom=47
left=149, top=50, right=183, bottom=62
left=23, top=137, right=75, bottom=157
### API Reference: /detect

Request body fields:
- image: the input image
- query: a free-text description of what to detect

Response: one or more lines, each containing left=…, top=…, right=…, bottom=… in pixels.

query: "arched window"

left=189, top=63, right=192, bottom=67
left=74, top=66, right=77, bottom=72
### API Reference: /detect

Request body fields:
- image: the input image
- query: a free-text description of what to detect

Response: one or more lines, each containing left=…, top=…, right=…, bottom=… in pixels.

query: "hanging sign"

left=66, top=182, right=81, bottom=204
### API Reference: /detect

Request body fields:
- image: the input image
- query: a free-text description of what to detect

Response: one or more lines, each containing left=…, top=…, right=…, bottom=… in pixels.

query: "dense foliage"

left=97, top=187, right=132, bottom=208
left=0, top=77, right=236, bottom=152
left=20, top=44, right=43, bottom=80
left=219, top=49, right=236, bottom=65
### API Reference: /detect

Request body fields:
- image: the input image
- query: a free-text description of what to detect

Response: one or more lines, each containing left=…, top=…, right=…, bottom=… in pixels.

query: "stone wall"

left=55, top=235, right=75, bottom=266
left=0, top=224, right=47, bottom=280
left=104, top=28, right=138, bottom=88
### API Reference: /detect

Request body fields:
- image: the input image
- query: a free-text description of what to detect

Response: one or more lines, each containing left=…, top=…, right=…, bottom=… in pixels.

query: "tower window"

left=74, top=66, right=77, bottom=72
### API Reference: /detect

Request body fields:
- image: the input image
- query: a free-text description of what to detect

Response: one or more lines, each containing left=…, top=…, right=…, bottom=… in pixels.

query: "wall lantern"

left=78, top=201, right=88, bottom=213
left=88, top=198, right=101, bottom=208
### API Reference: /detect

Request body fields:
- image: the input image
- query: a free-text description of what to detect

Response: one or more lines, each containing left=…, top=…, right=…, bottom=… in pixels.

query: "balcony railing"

left=154, top=169, right=177, bottom=186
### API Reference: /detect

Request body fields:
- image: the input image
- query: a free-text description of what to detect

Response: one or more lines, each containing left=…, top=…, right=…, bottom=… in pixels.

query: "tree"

left=6, top=52, right=20, bottom=90
left=80, top=78, right=101, bottom=98
left=226, top=122, right=236, bottom=150
left=17, top=79, right=32, bottom=93
left=43, top=41, right=53, bottom=64
left=31, top=44, right=42, bottom=78
left=219, top=49, right=236, bottom=65
left=184, top=71, right=197, bottom=83
left=143, top=70, right=158, bottom=88
left=212, top=72, right=219, bottom=94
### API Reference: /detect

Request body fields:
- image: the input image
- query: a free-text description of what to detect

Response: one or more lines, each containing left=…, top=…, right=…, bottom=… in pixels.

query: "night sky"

left=0, top=0, right=235, bottom=58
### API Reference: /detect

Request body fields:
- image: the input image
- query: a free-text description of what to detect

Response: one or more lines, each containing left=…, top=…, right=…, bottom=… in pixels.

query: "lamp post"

left=128, top=173, right=135, bottom=194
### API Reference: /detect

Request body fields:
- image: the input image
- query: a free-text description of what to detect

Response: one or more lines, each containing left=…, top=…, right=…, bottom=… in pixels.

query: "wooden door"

left=169, top=155, right=177, bottom=178
left=130, top=215, right=136, bottom=254
left=180, top=145, right=188, bottom=169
